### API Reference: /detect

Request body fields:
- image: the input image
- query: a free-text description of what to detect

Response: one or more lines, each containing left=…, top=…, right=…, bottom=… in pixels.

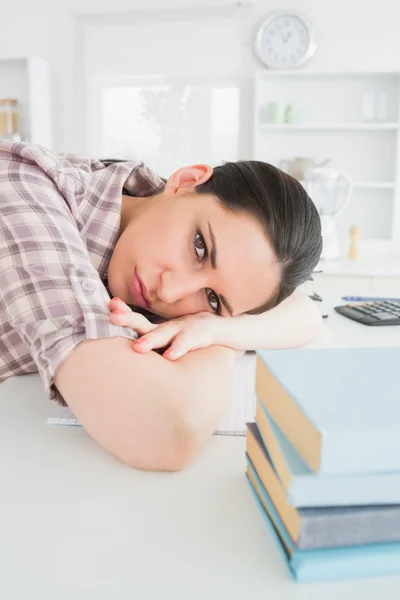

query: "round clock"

left=254, top=11, right=316, bottom=70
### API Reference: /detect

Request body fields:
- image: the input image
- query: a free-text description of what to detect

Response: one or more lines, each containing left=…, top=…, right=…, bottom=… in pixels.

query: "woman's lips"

left=130, top=269, right=150, bottom=309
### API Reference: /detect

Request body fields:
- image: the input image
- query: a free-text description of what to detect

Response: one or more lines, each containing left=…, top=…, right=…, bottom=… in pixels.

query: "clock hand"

left=283, top=30, right=292, bottom=43
left=277, top=25, right=285, bottom=42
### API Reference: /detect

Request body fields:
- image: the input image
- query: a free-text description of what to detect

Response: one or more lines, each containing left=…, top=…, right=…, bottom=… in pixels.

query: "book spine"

left=299, top=507, right=400, bottom=550
left=292, top=547, right=400, bottom=583
left=289, top=476, right=400, bottom=508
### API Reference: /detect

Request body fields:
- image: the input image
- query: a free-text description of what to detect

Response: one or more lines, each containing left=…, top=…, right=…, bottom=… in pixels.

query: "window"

left=82, top=11, right=243, bottom=174
left=99, top=80, right=240, bottom=175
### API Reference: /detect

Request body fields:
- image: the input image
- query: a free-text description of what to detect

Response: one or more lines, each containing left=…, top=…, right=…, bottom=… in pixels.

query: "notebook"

left=47, top=351, right=257, bottom=436
left=256, top=346, right=400, bottom=475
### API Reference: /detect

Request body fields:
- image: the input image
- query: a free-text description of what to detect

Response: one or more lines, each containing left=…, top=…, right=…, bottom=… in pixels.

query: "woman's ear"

left=164, top=164, right=213, bottom=195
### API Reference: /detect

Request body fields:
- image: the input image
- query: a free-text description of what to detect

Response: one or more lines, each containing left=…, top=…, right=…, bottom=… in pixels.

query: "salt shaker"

left=348, top=226, right=360, bottom=260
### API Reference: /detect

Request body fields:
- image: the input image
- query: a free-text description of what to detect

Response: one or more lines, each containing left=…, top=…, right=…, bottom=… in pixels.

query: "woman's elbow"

left=123, top=413, right=200, bottom=472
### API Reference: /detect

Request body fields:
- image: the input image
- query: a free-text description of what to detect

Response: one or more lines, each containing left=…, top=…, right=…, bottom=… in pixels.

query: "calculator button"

left=374, top=312, right=396, bottom=320
left=351, top=307, right=377, bottom=317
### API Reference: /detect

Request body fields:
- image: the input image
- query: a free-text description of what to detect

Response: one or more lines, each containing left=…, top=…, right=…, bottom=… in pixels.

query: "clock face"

left=256, top=12, right=315, bottom=69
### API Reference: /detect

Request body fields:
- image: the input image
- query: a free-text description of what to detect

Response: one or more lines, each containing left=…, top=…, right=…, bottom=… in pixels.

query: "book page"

left=47, top=352, right=257, bottom=436
left=214, top=351, right=256, bottom=435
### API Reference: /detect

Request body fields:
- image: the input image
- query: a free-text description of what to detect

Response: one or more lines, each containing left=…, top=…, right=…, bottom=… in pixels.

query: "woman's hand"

left=108, top=297, right=224, bottom=361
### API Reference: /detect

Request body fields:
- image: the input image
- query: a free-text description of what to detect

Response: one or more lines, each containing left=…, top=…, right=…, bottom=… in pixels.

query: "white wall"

left=243, top=0, right=400, bottom=73
left=2, top=0, right=400, bottom=151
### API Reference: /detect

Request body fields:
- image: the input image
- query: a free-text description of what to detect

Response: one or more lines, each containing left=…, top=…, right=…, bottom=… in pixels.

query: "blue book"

left=255, top=400, right=400, bottom=507
left=247, top=420, right=400, bottom=550
left=246, top=458, right=400, bottom=583
left=256, top=347, right=400, bottom=475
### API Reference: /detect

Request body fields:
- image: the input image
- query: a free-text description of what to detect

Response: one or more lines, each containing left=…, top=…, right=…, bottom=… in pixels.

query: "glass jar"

left=0, top=99, right=19, bottom=138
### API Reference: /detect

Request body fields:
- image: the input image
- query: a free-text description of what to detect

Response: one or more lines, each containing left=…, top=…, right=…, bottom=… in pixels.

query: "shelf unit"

left=253, top=71, right=400, bottom=254
left=259, top=123, right=399, bottom=131
left=0, top=56, right=52, bottom=148
left=353, top=182, right=395, bottom=189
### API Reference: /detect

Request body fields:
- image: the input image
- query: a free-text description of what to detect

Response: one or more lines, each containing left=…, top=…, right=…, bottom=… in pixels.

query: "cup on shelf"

left=259, top=102, right=297, bottom=124
left=283, top=103, right=296, bottom=124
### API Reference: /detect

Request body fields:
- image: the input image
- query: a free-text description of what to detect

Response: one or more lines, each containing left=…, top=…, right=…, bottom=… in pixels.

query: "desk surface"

left=1, top=302, right=400, bottom=599
left=309, top=297, right=400, bottom=349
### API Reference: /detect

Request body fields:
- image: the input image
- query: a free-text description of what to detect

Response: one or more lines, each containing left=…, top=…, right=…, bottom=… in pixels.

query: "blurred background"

left=1, top=0, right=400, bottom=260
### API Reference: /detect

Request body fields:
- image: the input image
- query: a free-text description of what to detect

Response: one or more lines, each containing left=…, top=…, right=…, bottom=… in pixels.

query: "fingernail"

left=113, top=297, right=123, bottom=303
left=135, top=340, right=149, bottom=350
left=111, top=309, right=123, bottom=315
left=167, top=350, right=182, bottom=359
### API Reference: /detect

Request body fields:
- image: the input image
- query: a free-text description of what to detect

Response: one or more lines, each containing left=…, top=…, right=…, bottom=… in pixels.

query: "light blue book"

left=255, top=400, right=400, bottom=507
left=256, top=347, right=400, bottom=476
left=246, top=458, right=400, bottom=583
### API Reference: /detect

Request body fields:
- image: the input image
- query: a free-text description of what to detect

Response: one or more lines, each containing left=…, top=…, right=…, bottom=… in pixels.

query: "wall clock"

left=255, top=11, right=316, bottom=69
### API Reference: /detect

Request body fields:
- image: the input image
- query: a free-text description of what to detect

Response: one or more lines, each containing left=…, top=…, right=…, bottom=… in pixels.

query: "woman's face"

left=108, top=165, right=281, bottom=319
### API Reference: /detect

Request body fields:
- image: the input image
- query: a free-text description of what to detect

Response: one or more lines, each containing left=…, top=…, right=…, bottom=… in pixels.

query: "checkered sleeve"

left=0, top=196, right=138, bottom=405
left=1, top=263, right=138, bottom=400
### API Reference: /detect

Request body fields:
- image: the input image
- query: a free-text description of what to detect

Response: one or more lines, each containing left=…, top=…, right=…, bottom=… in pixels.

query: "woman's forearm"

left=56, top=337, right=236, bottom=471
left=218, top=289, right=323, bottom=350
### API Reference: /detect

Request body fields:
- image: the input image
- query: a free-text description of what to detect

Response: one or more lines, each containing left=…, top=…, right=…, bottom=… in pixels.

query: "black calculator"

left=335, top=300, right=400, bottom=326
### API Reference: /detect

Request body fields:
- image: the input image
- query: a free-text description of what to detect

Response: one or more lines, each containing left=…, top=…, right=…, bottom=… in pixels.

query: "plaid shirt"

left=0, top=140, right=164, bottom=404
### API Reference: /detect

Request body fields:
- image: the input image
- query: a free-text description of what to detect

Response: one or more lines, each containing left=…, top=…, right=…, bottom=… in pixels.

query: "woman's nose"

left=157, top=270, right=207, bottom=305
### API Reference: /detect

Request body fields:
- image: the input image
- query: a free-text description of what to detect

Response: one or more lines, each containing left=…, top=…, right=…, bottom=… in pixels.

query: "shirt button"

left=82, top=279, right=96, bottom=294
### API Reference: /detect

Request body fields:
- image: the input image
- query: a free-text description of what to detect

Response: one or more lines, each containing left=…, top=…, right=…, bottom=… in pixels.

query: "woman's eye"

left=194, top=231, right=207, bottom=261
left=206, top=288, right=221, bottom=313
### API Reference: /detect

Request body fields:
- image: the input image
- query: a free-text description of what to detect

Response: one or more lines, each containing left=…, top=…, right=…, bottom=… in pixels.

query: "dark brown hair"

left=195, top=160, right=322, bottom=313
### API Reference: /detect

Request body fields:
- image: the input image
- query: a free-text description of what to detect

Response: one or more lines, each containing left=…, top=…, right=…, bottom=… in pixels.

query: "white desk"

left=309, top=297, right=400, bottom=349
left=1, top=300, right=400, bottom=599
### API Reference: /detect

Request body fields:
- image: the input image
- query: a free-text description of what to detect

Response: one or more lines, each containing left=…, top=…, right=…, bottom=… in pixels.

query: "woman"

left=0, top=140, right=322, bottom=471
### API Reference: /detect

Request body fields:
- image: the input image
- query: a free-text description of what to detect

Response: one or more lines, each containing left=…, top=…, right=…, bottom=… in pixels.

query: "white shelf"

left=253, top=71, right=400, bottom=246
left=0, top=56, right=51, bottom=148
left=353, top=182, right=395, bottom=189
left=256, top=70, right=400, bottom=77
left=299, top=180, right=395, bottom=189
left=316, top=252, right=400, bottom=277
left=259, top=123, right=399, bottom=131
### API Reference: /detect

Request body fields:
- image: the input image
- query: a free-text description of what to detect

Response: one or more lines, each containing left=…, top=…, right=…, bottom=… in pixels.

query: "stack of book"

left=245, top=346, right=400, bottom=583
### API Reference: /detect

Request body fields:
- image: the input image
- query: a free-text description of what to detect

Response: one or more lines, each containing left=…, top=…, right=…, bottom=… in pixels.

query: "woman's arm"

left=217, top=289, right=323, bottom=351
left=54, top=337, right=236, bottom=472
left=109, top=289, right=323, bottom=358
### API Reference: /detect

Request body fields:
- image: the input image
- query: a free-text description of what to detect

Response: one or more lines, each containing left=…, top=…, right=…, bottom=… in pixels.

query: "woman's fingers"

left=108, top=297, right=156, bottom=335
left=132, top=323, right=179, bottom=354
left=109, top=309, right=156, bottom=336
left=108, top=297, right=132, bottom=314
left=163, top=330, right=212, bottom=361
left=162, top=337, right=190, bottom=361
